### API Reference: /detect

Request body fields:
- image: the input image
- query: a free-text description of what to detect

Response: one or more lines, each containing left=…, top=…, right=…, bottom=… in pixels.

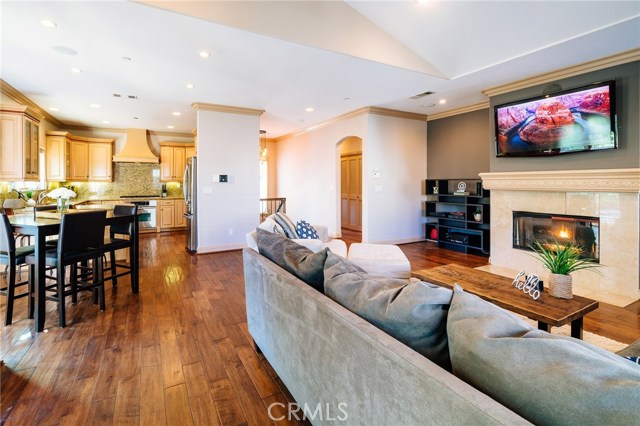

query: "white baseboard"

left=365, top=237, right=426, bottom=245
left=197, top=243, right=246, bottom=253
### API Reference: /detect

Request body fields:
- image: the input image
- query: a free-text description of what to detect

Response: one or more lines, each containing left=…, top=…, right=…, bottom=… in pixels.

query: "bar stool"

left=103, top=204, right=137, bottom=288
left=26, top=210, right=107, bottom=328
left=0, top=213, right=35, bottom=325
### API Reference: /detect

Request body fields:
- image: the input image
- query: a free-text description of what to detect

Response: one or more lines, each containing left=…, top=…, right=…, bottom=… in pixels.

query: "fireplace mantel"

left=479, top=168, right=640, bottom=193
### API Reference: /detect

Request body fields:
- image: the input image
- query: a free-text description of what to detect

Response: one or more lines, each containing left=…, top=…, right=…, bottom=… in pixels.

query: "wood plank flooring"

left=1, top=231, right=639, bottom=426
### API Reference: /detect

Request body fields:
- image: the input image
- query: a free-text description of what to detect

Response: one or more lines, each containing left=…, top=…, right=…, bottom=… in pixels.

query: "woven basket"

left=549, top=273, right=573, bottom=299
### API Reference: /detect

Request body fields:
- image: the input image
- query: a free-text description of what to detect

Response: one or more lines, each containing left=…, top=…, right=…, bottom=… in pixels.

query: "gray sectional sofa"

left=243, top=246, right=640, bottom=426
left=243, top=248, right=530, bottom=425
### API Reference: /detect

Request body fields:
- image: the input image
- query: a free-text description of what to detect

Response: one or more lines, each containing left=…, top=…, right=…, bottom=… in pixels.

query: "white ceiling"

left=1, top=1, right=639, bottom=138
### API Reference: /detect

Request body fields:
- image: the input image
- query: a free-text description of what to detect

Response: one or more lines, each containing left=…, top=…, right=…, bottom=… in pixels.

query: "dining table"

left=8, top=209, right=139, bottom=332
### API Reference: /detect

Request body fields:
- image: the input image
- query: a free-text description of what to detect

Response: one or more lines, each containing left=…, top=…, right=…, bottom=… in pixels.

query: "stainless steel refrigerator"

left=183, top=156, right=197, bottom=252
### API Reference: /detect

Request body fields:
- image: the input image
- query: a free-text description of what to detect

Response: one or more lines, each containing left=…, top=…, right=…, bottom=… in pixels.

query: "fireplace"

left=513, top=212, right=599, bottom=262
left=479, top=168, right=640, bottom=305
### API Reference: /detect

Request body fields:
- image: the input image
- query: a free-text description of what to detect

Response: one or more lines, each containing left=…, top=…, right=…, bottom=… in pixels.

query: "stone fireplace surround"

left=479, top=168, right=640, bottom=307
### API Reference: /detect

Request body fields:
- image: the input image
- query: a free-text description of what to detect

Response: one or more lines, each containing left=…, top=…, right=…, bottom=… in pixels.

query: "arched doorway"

left=337, top=136, right=362, bottom=239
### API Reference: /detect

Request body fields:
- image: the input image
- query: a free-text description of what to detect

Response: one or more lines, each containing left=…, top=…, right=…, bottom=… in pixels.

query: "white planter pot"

left=549, top=273, right=573, bottom=299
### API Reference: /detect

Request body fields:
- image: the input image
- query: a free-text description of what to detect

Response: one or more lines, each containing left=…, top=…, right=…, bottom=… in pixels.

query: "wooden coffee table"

left=412, top=264, right=599, bottom=339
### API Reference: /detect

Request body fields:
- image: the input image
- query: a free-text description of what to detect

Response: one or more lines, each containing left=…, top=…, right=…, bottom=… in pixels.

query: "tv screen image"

left=495, top=81, right=616, bottom=157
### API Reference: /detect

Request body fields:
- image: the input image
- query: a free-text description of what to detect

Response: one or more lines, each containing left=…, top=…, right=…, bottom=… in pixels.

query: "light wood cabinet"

left=0, top=105, right=42, bottom=181
left=69, top=141, right=89, bottom=180
left=175, top=199, right=186, bottom=227
left=46, top=131, right=113, bottom=182
left=159, top=142, right=194, bottom=182
left=158, top=199, right=186, bottom=230
left=88, top=142, right=112, bottom=181
left=185, top=146, right=196, bottom=159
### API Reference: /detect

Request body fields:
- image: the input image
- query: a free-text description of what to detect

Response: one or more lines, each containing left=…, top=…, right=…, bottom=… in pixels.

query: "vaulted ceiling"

left=2, top=1, right=638, bottom=138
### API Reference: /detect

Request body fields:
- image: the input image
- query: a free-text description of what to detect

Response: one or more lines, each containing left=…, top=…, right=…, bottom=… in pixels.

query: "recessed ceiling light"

left=102, top=120, right=110, bottom=124
left=49, top=107, right=59, bottom=111
left=199, top=51, right=210, bottom=58
left=40, top=19, right=57, bottom=28
left=186, top=83, right=194, bottom=89
left=172, top=112, right=181, bottom=116
left=53, top=46, right=77, bottom=56
left=305, top=107, right=315, bottom=112
left=167, top=125, right=175, bottom=129
left=70, top=67, right=82, bottom=73
left=438, top=99, right=447, bottom=105
left=90, top=103, right=100, bottom=108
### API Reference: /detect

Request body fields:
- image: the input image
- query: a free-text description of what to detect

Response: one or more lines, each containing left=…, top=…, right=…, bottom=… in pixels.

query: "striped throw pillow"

left=274, top=213, right=299, bottom=239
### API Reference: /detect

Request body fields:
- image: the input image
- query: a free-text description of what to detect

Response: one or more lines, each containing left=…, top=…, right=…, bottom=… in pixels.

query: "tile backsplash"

left=1, top=163, right=184, bottom=204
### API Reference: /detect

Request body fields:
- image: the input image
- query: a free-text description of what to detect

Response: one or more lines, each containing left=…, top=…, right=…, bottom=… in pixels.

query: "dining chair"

left=0, top=213, right=35, bottom=325
left=1, top=207, right=31, bottom=281
left=26, top=210, right=107, bottom=328
left=103, top=204, right=137, bottom=288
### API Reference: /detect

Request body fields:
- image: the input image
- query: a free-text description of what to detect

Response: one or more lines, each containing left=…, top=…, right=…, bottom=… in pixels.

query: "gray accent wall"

left=427, top=108, right=490, bottom=179
left=489, top=61, right=639, bottom=172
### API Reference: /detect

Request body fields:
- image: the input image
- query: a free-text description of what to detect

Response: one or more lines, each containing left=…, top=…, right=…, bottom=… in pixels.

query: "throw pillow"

left=447, top=285, right=640, bottom=426
left=273, top=212, right=299, bottom=239
left=324, top=252, right=453, bottom=371
left=257, top=216, right=285, bottom=236
left=296, top=220, right=319, bottom=239
left=256, top=228, right=328, bottom=292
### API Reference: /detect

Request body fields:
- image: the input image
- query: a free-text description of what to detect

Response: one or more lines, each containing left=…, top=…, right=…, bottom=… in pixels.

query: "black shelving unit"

left=425, top=178, right=490, bottom=255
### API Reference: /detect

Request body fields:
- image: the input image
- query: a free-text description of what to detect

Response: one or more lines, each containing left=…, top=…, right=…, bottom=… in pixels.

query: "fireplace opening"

left=513, top=211, right=599, bottom=262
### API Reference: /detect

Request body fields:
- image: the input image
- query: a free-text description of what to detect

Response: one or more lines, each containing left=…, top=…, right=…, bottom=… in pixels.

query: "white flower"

left=46, top=187, right=77, bottom=199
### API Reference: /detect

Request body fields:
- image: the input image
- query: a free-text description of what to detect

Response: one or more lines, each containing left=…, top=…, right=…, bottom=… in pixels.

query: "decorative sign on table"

left=512, top=270, right=542, bottom=300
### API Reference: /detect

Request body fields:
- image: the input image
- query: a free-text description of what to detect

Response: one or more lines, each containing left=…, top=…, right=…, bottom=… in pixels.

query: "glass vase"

left=57, top=197, right=69, bottom=213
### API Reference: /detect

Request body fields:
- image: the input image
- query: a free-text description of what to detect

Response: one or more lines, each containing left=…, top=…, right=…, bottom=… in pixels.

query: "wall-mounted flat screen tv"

left=495, top=81, right=617, bottom=157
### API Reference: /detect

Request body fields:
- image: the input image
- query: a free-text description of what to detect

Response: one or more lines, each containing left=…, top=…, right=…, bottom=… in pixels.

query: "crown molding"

left=44, top=130, right=114, bottom=144
left=192, top=102, right=264, bottom=116
left=1, top=79, right=63, bottom=127
left=483, top=49, right=640, bottom=97
left=60, top=125, right=192, bottom=138
left=274, top=106, right=427, bottom=142
left=479, top=168, right=640, bottom=193
left=426, top=102, right=489, bottom=121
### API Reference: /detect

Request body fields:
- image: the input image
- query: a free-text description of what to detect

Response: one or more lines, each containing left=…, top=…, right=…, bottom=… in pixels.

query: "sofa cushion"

left=447, top=285, right=640, bottom=426
left=273, top=212, right=299, bottom=239
left=258, top=216, right=285, bottom=235
left=256, top=228, right=328, bottom=292
left=296, top=220, right=319, bottom=239
left=324, top=252, right=453, bottom=370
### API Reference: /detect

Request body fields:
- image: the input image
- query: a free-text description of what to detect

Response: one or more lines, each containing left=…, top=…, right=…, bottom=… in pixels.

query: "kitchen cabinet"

left=160, top=142, right=194, bottom=182
left=185, top=146, right=196, bottom=159
left=0, top=105, right=42, bottom=181
left=88, top=142, right=112, bottom=181
left=158, top=199, right=186, bottom=230
left=46, top=131, right=113, bottom=182
left=69, top=141, right=89, bottom=180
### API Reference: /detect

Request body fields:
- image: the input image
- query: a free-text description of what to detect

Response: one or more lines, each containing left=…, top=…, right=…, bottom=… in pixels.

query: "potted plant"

left=473, top=207, right=482, bottom=222
left=530, top=240, right=601, bottom=299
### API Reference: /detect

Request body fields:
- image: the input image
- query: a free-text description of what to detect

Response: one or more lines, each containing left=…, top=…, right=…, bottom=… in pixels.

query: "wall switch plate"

left=202, top=186, right=213, bottom=194
left=219, top=174, right=228, bottom=182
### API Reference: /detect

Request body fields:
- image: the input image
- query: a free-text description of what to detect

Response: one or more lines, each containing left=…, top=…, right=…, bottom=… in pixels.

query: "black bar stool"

left=103, top=204, right=138, bottom=288
left=0, top=212, right=35, bottom=325
left=26, top=210, right=107, bottom=328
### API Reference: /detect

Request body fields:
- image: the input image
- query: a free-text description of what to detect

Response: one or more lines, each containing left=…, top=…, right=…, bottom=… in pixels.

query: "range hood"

left=112, top=128, right=159, bottom=163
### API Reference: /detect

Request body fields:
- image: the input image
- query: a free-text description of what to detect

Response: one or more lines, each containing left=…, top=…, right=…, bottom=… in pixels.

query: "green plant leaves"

left=529, top=240, right=602, bottom=275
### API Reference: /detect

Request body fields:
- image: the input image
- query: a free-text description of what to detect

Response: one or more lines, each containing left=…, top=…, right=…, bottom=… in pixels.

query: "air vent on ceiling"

left=410, top=91, right=435, bottom=100
left=112, top=94, right=138, bottom=100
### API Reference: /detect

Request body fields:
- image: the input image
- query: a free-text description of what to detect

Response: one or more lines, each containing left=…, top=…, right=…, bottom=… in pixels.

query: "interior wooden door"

left=340, top=154, right=362, bottom=231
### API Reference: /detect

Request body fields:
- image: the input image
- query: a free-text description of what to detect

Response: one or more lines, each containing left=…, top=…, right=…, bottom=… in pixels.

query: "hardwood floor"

left=1, top=231, right=638, bottom=426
